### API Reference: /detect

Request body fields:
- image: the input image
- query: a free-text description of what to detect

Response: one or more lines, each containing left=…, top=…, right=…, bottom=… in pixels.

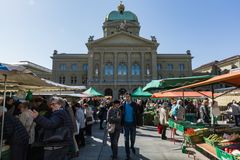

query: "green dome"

left=106, top=11, right=138, bottom=22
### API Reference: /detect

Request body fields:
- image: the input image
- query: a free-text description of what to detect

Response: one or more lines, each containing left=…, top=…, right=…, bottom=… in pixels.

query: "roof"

left=13, top=61, right=52, bottom=73
left=106, top=10, right=138, bottom=22
left=86, top=31, right=158, bottom=47
left=194, top=55, right=240, bottom=71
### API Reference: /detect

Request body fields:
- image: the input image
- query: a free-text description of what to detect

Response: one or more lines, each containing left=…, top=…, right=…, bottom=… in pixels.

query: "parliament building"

left=51, top=3, right=193, bottom=98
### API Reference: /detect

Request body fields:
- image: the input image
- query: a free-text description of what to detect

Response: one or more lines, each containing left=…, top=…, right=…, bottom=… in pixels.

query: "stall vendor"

left=0, top=106, right=29, bottom=160
left=199, top=99, right=211, bottom=124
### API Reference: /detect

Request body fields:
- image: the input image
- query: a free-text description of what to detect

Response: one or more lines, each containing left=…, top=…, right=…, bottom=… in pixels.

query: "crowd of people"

left=0, top=92, right=145, bottom=160
left=1, top=94, right=240, bottom=160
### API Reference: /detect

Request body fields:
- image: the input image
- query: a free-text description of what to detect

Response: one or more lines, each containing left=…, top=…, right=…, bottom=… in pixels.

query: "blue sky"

left=0, top=0, right=240, bottom=69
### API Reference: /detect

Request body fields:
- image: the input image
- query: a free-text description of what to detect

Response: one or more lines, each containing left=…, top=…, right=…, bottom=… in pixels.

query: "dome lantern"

left=118, top=1, right=125, bottom=14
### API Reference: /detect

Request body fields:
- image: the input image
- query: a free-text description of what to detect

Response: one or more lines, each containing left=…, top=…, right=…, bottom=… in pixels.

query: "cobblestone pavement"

left=74, top=123, right=207, bottom=160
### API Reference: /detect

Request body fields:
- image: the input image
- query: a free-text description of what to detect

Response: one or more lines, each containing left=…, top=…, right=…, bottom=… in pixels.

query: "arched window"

left=105, top=63, right=114, bottom=76
left=94, top=64, right=99, bottom=76
left=132, top=63, right=140, bottom=75
left=146, top=64, right=151, bottom=75
left=104, top=88, right=113, bottom=96
left=118, top=63, right=127, bottom=75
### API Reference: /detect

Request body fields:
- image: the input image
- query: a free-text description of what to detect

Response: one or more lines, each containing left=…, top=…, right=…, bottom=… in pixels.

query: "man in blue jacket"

left=120, top=93, right=138, bottom=160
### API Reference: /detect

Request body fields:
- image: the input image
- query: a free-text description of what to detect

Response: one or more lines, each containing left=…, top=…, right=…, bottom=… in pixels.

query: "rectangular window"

left=83, top=64, right=88, bottom=73
left=59, top=64, right=66, bottom=71
left=179, top=64, right=185, bottom=71
left=71, top=64, right=77, bottom=71
left=167, top=64, right=173, bottom=71
left=59, top=76, right=65, bottom=84
left=71, top=76, right=77, bottom=84
left=157, top=64, right=162, bottom=71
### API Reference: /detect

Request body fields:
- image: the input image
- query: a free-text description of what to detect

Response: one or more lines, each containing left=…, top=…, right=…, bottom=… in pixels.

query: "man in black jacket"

left=120, top=93, right=138, bottom=160
left=0, top=106, right=29, bottom=160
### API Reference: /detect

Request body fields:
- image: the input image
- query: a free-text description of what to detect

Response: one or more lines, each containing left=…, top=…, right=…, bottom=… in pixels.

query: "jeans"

left=124, top=123, right=136, bottom=158
left=109, top=130, right=120, bottom=159
left=100, top=119, right=105, bottom=129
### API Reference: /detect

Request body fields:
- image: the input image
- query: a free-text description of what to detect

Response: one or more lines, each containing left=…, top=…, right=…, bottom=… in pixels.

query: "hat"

left=0, top=106, right=7, bottom=112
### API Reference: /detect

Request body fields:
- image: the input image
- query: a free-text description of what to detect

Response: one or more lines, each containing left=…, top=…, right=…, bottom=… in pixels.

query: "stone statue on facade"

left=151, top=36, right=157, bottom=42
left=118, top=20, right=128, bottom=32
left=88, top=36, right=94, bottom=42
left=53, top=50, right=58, bottom=55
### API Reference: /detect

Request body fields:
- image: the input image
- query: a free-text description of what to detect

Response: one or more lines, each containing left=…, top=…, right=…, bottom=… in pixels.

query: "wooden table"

left=196, top=143, right=219, bottom=160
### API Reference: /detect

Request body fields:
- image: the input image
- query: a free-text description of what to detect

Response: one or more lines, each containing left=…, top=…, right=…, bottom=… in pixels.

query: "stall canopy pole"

left=211, top=84, right=215, bottom=126
left=182, top=89, right=186, bottom=121
left=0, top=74, right=7, bottom=159
left=182, top=89, right=185, bottom=107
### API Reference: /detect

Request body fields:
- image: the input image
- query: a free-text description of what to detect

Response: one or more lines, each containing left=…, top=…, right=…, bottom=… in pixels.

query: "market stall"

left=131, top=87, right=152, bottom=98
left=82, top=87, right=104, bottom=97
left=152, top=91, right=217, bottom=98
left=164, top=71, right=240, bottom=160
left=0, top=63, right=55, bottom=159
left=143, top=75, right=213, bottom=92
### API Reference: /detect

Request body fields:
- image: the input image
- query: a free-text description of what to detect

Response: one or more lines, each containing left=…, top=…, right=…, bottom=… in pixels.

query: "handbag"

left=86, top=116, right=93, bottom=122
left=43, top=127, right=69, bottom=144
left=86, top=116, right=94, bottom=125
left=107, top=123, right=115, bottom=134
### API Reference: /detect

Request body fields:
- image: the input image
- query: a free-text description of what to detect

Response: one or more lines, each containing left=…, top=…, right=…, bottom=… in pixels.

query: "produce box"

left=204, top=137, right=220, bottom=147
left=184, top=134, right=204, bottom=145
left=216, top=147, right=235, bottom=160
left=215, top=144, right=240, bottom=160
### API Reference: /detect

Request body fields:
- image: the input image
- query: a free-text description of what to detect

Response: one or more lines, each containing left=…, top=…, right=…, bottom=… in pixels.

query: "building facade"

left=193, top=55, right=240, bottom=75
left=51, top=3, right=193, bottom=98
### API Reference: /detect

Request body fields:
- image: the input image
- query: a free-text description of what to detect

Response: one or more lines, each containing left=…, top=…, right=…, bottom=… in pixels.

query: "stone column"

left=100, top=52, right=104, bottom=84
left=87, top=50, right=94, bottom=86
left=127, top=52, right=131, bottom=90
left=151, top=51, right=158, bottom=79
left=141, top=52, right=145, bottom=84
left=114, top=52, right=118, bottom=85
